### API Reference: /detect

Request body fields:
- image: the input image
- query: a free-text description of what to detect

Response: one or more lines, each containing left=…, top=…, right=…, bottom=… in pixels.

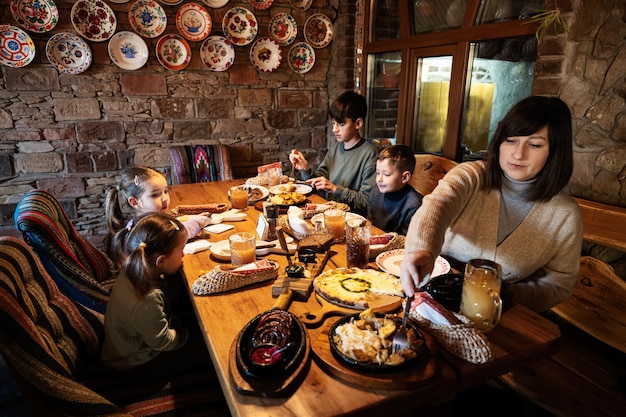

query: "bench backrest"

left=169, top=144, right=233, bottom=184
left=409, top=154, right=459, bottom=196
left=551, top=198, right=626, bottom=354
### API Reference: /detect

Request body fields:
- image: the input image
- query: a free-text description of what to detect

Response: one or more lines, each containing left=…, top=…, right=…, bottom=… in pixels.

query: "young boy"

left=289, top=91, right=378, bottom=215
left=367, top=145, right=423, bottom=235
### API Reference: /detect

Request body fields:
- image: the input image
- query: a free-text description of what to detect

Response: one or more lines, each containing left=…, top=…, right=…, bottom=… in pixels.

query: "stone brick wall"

left=533, top=0, right=626, bottom=206
left=0, top=0, right=357, bottom=247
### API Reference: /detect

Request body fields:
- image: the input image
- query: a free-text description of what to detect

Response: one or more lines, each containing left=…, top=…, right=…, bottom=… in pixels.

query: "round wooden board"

left=229, top=332, right=311, bottom=397
left=311, top=317, right=438, bottom=389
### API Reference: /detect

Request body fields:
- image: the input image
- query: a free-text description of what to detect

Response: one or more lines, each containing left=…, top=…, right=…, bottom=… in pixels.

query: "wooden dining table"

left=169, top=180, right=561, bottom=417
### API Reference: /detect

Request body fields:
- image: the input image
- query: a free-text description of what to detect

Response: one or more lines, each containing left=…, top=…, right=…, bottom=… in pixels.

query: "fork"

left=392, top=295, right=414, bottom=354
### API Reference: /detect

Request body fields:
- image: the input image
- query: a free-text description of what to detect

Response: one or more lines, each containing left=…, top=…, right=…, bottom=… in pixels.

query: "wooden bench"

left=500, top=198, right=626, bottom=417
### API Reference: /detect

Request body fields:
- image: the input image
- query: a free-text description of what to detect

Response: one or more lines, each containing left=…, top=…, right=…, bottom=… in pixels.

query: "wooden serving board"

left=311, top=317, right=438, bottom=390
left=229, top=333, right=311, bottom=397
left=300, top=292, right=403, bottom=327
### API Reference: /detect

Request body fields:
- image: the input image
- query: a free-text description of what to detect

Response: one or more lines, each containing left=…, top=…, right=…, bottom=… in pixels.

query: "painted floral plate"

left=288, top=42, right=315, bottom=74
left=203, top=0, right=229, bottom=7
left=10, top=0, right=59, bottom=33
left=46, top=32, right=92, bottom=74
left=0, top=24, right=35, bottom=67
left=375, top=249, right=451, bottom=278
left=222, top=6, right=258, bottom=46
left=248, top=0, right=273, bottom=10
left=156, top=33, right=191, bottom=71
left=288, top=0, right=312, bottom=11
left=200, top=35, right=235, bottom=71
left=268, top=13, right=297, bottom=47
left=304, top=13, right=334, bottom=48
left=129, top=0, right=167, bottom=38
left=249, top=37, right=281, bottom=72
left=176, top=2, right=212, bottom=42
left=108, top=31, right=149, bottom=70
left=71, top=0, right=116, bottom=42
left=157, top=0, right=183, bottom=4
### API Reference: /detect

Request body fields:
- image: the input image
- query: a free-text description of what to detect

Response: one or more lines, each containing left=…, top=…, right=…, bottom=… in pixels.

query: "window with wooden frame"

left=362, top=0, right=545, bottom=161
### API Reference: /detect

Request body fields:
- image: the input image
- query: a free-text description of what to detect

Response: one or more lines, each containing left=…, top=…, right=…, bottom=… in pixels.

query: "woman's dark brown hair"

left=483, top=96, right=573, bottom=201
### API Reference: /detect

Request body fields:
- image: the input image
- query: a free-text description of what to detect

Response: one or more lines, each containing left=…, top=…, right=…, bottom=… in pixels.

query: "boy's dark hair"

left=483, top=96, right=573, bottom=202
left=378, top=145, right=416, bottom=174
left=329, top=91, right=368, bottom=123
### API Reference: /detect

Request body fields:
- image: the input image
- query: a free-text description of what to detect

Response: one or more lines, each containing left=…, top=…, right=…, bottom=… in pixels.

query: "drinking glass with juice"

left=230, top=187, right=249, bottom=210
left=324, top=209, right=346, bottom=242
left=459, top=259, right=502, bottom=332
left=229, top=232, right=256, bottom=266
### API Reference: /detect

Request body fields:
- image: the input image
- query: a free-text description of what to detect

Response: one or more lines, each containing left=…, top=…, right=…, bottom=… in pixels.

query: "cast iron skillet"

left=235, top=310, right=307, bottom=381
left=328, top=313, right=426, bottom=373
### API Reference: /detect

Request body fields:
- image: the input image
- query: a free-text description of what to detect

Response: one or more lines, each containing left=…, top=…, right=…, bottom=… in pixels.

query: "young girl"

left=102, top=213, right=210, bottom=380
left=105, top=167, right=212, bottom=254
left=401, top=96, right=583, bottom=312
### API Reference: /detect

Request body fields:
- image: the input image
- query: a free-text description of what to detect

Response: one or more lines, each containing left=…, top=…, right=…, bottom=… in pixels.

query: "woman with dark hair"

left=400, top=96, right=583, bottom=312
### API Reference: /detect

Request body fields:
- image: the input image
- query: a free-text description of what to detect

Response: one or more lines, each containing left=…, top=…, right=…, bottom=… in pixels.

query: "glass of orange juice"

left=229, top=232, right=256, bottom=267
left=324, top=209, right=346, bottom=242
left=230, top=187, right=249, bottom=210
left=459, top=259, right=502, bottom=333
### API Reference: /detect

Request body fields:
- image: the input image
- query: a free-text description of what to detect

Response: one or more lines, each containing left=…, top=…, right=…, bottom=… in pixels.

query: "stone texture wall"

left=533, top=0, right=626, bottom=206
left=0, top=0, right=357, bottom=247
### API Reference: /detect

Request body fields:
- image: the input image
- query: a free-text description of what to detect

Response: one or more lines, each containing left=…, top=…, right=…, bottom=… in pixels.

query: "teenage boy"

left=289, top=91, right=378, bottom=215
left=368, top=145, right=423, bottom=235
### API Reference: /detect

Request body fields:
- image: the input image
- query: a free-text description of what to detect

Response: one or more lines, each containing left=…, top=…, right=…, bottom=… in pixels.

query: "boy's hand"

left=289, top=149, right=309, bottom=170
left=307, top=177, right=336, bottom=194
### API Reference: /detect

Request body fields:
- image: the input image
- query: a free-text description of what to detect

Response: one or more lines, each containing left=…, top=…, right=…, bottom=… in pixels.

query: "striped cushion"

left=169, top=144, right=233, bottom=185
left=0, top=237, right=230, bottom=417
left=14, top=189, right=117, bottom=313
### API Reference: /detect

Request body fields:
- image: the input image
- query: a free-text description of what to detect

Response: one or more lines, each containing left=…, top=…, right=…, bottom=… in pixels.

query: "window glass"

left=365, top=51, right=402, bottom=146
left=475, top=0, right=544, bottom=25
left=412, top=0, right=467, bottom=35
left=412, top=56, right=453, bottom=154
left=372, top=0, right=400, bottom=41
left=460, top=35, right=536, bottom=159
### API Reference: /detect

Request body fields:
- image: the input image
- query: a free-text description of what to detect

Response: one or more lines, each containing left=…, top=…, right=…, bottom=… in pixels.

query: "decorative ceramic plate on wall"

left=222, top=6, right=258, bottom=46
left=157, top=0, right=183, bottom=4
left=249, top=37, right=281, bottom=72
left=156, top=34, right=191, bottom=71
left=10, top=0, right=59, bottom=33
left=0, top=24, right=35, bottom=67
left=288, top=42, right=315, bottom=74
left=108, top=31, right=149, bottom=70
left=46, top=32, right=92, bottom=74
left=288, top=0, right=312, bottom=11
left=176, top=3, right=212, bottom=42
left=268, top=13, right=297, bottom=47
left=304, top=13, right=334, bottom=48
left=71, top=0, right=116, bottom=42
left=129, top=0, right=167, bottom=38
left=203, top=0, right=229, bottom=8
left=200, top=35, right=235, bottom=71
left=248, top=0, right=273, bottom=10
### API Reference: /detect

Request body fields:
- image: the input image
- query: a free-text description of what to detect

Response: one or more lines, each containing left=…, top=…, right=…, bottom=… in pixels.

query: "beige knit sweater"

left=406, top=161, right=583, bottom=312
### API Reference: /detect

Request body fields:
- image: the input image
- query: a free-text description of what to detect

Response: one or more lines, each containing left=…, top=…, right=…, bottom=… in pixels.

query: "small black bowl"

left=424, top=272, right=464, bottom=312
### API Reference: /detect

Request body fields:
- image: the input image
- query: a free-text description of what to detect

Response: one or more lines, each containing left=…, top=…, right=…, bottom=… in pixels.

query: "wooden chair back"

left=169, top=144, right=233, bottom=185
left=408, top=154, right=458, bottom=196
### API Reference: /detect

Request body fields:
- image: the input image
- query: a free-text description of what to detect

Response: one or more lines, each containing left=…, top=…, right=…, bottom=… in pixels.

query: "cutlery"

left=392, top=294, right=413, bottom=354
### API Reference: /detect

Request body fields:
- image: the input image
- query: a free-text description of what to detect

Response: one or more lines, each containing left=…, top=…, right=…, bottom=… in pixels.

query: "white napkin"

left=287, top=206, right=311, bottom=236
left=184, top=240, right=212, bottom=255
left=204, top=223, right=235, bottom=234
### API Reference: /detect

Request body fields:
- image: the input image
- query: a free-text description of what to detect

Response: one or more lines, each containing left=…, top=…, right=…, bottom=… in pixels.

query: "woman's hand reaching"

left=400, top=250, right=435, bottom=297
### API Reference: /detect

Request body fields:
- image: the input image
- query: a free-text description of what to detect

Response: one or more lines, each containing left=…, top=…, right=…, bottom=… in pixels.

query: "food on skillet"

left=332, top=308, right=422, bottom=366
